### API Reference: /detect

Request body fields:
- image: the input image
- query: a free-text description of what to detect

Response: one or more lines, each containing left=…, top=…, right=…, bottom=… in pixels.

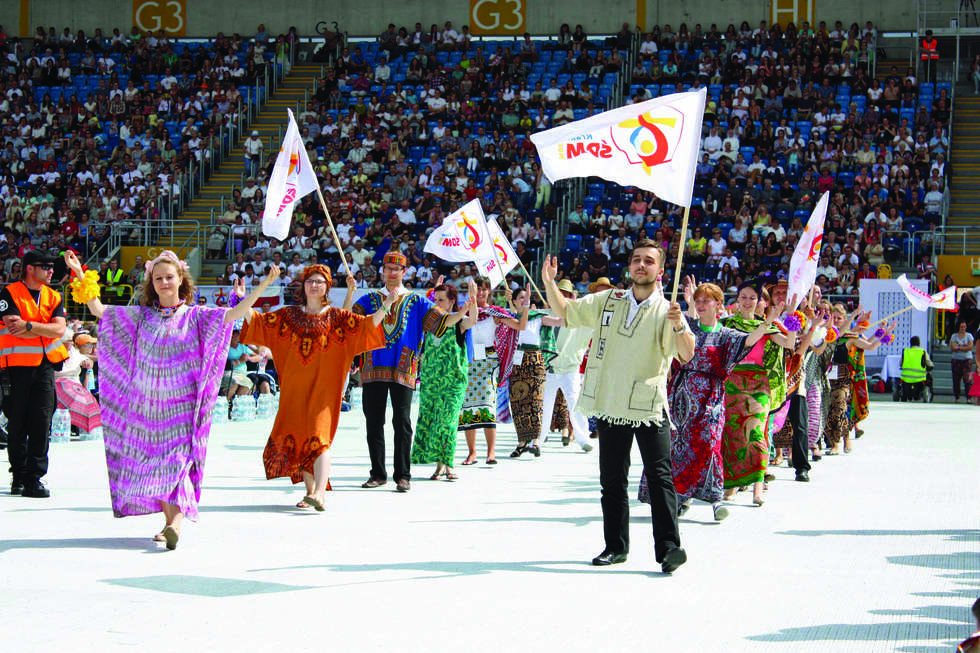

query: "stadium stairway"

left=947, top=94, right=980, bottom=253
left=165, top=63, right=322, bottom=279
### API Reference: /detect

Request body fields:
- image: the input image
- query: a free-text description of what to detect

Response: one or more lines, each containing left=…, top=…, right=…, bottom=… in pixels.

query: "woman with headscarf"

left=239, top=265, right=392, bottom=510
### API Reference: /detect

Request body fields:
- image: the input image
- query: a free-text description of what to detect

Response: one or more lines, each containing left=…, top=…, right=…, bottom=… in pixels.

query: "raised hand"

left=667, top=302, right=684, bottom=327
left=232, top=278, right=246, bottom=298
left=682, top=274, right=696, bottom=304
left=263, top=264, right=281, bottom=285
left=436, top=274, right=445, bottom=287
left=63, top=250, right=83, bottom=276
left=541, top=254, right=558, bottom=285
left=346, top=273, right=356, bottom=291
left=521, top=283, right=531, bottom=307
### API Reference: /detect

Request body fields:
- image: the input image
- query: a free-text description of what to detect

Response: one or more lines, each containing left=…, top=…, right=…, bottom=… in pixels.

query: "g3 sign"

left=133, top=0, right=187, bottom=36
left=470, top=0, right=526, bottom=35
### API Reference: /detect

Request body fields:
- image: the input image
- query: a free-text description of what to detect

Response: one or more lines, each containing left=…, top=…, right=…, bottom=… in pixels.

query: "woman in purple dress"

left=64, top=250, right=279, bottom=550
left=639, top=279, right=774, bottom=521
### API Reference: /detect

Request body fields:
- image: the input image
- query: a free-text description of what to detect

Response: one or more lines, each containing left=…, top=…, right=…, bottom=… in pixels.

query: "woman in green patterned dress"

left=720, top=281, right=794, bottom=506
left=412, top=281, right=478, bottom=480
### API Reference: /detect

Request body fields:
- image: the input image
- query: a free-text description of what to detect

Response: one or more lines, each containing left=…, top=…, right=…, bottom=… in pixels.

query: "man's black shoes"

left=592, top=550, right=627, bottom=566
left=21, top=482, right=50, bottom=498
left=661, top=547, right=687, bottom=574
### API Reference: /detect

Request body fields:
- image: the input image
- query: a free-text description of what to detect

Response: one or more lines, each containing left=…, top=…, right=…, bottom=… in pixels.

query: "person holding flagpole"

left=541, top=242, right=694, bottom=574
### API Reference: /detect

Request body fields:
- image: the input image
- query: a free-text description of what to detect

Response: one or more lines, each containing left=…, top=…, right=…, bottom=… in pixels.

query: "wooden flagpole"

left=865, top=304, right=915, bottom=329
left=669, top=205, right=692, bottom=304
left=311, top=185, right=352, bottom=278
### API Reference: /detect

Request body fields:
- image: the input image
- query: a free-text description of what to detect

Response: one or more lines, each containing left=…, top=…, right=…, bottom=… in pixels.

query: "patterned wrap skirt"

left=549, top=388, right=569, bottom=432
left=722, top=368, right=772, bottom=489
left=509, top=349, right=546, bottom=444
left=459, top=354, right=498, bottom=431
left=824, top=364, right=852, bottom=448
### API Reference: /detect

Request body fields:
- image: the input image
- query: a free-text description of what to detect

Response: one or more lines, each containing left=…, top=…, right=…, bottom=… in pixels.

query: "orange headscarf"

left=301, top=264, right=333, bottom=287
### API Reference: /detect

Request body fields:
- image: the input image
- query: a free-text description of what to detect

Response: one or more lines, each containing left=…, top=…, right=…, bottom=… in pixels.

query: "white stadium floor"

left=2, top=396, right=978, bottom=652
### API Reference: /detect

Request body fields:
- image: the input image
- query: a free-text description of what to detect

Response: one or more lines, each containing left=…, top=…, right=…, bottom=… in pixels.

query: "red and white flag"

left=529, top=89, right=706, bottom=207
left=423, top=200, right=495, bottom=263
left=896, top=274, right=957, bottom=310
left=261, top=109, right=319, bottom=241
left=787, top=191, right=828, bottom=311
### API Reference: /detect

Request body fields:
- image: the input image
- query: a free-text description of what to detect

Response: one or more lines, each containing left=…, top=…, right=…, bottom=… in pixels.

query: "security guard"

left=900, top=335, right=933, bottom=402
left=0, top=250, right=68, bottom=497
left=104, top=258, right=125, bottom=302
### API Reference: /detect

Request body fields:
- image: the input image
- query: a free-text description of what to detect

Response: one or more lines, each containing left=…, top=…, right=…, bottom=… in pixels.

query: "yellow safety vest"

left=900, top=347, right=927, bottom=383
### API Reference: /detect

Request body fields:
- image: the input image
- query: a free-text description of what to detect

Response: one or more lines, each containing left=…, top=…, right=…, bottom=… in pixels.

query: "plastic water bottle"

left=243, top=396, right=256, bottom=421
left=256, top=394, right=275, bottom=419
left=230, top=398, right=246, bottom=422
left=212, top=398, right=229, bottom=425
left=83, top=426, right=104, bottom=441
left=51, top=409, right=71, bottom=443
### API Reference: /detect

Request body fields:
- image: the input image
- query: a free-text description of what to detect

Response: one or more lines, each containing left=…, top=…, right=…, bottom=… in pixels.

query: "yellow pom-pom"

left=69, top=270, right=101, bottom=304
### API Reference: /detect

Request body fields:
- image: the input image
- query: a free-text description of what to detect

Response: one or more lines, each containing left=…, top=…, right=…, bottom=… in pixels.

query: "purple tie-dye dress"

left=98, top=304, right=233, bottom=520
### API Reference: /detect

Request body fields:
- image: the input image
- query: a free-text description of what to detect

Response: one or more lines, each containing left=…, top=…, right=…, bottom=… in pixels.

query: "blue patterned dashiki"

left=353, top=290, right=448, bottom=388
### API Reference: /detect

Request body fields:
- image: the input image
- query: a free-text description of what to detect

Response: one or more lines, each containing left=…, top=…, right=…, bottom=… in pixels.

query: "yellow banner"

left=133, top=0, right=187, bottom=37
left=470, top=0, right=527, bottom=36
left=937, top=255, right=980, bottom=288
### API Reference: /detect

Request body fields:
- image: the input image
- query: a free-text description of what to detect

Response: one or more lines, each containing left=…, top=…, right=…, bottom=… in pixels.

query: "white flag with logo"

left=897, top=274, right=956, bottom=311
left=261, top=109, right=319, bottom=241
left=475, top=217, right=519, bottom=288
left=423, top=200, right=495, bottom=263
left=787, top=191, right=828, bottom=311
left=529, top=88, right=706, bottom=207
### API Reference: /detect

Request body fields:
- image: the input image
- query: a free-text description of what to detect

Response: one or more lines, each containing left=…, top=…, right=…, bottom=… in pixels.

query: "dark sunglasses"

left=30, top=263, right=55, bottom=270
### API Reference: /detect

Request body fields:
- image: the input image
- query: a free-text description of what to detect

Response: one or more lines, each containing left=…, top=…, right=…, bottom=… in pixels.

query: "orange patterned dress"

left=240, top=306, right=385, bottom=485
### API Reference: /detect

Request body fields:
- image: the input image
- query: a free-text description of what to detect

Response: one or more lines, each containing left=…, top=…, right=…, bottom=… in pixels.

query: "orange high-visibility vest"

left=920, top=38, right=939, bottom=60
left=0, top=281, right=69, bottom=368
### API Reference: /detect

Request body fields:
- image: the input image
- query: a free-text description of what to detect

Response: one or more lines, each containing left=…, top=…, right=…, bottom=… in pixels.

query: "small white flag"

left=422, top=200, right=495, bottom=263
left=529, top=89, right=706, bottom=207
left=261, top=109, right=319, bottom=241
left=896, top=274, right=957, bottom=311
left=787, top=191, right=828, bottom=311
left=476, top=217, right=519, bottom=288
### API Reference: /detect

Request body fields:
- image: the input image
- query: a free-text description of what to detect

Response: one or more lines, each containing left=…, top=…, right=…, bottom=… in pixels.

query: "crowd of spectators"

left=556, top=18, right=952, bottom=302
left=0, top=23, right=289, bottom=286
left=213, top=22, right=635, bottom=293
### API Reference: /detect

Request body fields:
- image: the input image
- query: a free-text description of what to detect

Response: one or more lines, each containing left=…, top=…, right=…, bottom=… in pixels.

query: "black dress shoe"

left=395, top=479, right=411, bottom=492
left=591, top=550, right=627, bottom=566
left=361, top=478, right=387, bottom=488
left=661, top=547, right=687, bottom=574
left=10, top=481, right=24, bottom=495
left=795, top=471, right=810, bottom=482
left=21, top=482, right=50, bottom=498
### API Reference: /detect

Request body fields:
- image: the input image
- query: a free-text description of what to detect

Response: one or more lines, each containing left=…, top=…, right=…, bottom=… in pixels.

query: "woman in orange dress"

left=240, top=264, right=393, bottom=511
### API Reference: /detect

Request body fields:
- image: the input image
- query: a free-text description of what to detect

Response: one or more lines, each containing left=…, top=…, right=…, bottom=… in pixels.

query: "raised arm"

left=495, top=283, right=530, bottom=330
left=540, top=254, right=567, bottom=321
left=63, top=251, right=106, bottom=319
left=225, top=265, right=280, bottom=323
left=370, top=288, right=400, bottom=326
left=459, top=279, right=479, bottom=331
left=343, top=273, right=357, bottom=311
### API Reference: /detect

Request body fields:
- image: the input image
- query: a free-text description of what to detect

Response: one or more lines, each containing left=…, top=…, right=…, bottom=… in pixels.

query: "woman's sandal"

left=296, top=499, right=313, bottom=509
left=430, top=472, right=442, bottom=480
left=443, top=470, right=458, bottom=481
left=153, top=530, right=167, bottom=542
left=303, top=495, right=325, bottom=512
left=461, top=457, right=479, bottom=465
left=162, top=525, right=179, bottom=551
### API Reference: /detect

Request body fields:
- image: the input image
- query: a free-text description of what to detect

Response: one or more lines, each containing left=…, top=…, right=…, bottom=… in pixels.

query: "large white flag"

left=423, top=200, right=495, bottom=263
left=529, top=88, right=706, bottom=207
left=261, top=109, right=319, bottom=241
left=896, top=274, right=957, bottom=311
left=476, top=217, right=519, bottom=287
left=787, top=191, right=829, bottom=311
